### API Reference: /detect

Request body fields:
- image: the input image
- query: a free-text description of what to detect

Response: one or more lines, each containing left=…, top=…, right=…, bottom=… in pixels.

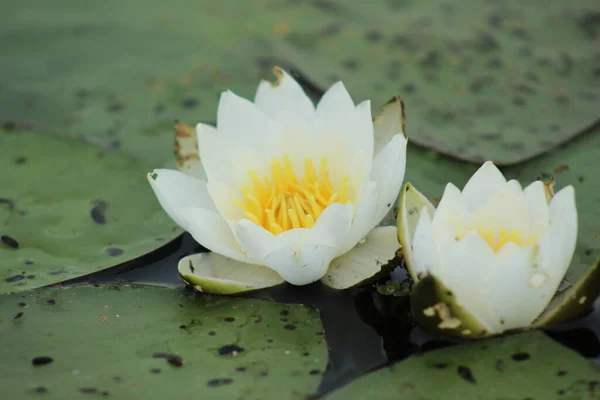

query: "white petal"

left=217, top=90, right=274, bottom=147
left=524, top=180, right=550, bottom=236
left=461, top=161, right=507, bottom=211
left=410, top=207, right=439, bottom=281
left=206, top=181, right=245, bottom=221
left=432, top=183, right=469, bottom=240
left=178, top=253, right=284, bottom=295
left=486, top=243, right=546, bottom=331
left=316, top=81, right=355, bottom=118
left=254, top=67, right=315, bottom=121
left=436, top=230, right=497, bottom=331
left=147, top=169, right=216, bottom=230
left=264, top=243, right=337, bottom=285
left=369, top=134, right=408, bottom=224
left=535, top=185, right=578, bottom=288
left=197, top=123, right=236, bottom=185
left=469, top=180, right=530, bottom=236
left=315, top=96, right=373, bottom=202
left=180, top=207, right=250, bottom=263
left=322, top=226, right=399, bottom=289
left=352, top=100, right=375, bottom=174
left=397, top=183, right=436, bottom=280
left=372, top=96, right=406, bottom=155
left=231, top=202, right=354, bottom=271
left=335, top=181, right=378, bottom=256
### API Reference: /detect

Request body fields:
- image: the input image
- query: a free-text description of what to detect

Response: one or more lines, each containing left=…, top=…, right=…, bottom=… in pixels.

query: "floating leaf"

left=273, top=0, right=600, bottom=164
left=0, top=285, right=327, bottom=399
left=0, top=129, right=180, bottom=293
left=3, top=0, right=598, bottom=166
left=326, top=332, right=600, bottom=399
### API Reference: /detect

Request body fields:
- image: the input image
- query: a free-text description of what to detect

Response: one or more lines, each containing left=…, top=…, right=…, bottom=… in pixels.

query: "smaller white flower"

left=148, top=67, right=408, bottom=294
left=399, top=161, right=579, bottom=336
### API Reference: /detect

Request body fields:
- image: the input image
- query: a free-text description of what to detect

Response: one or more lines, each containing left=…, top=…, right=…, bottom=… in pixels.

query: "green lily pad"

left=274, top=0, right=600, bottom=164
left=3, top=0, right=598, bottom=166
left=326, top=331, right=600, bottom=399
left=0, top=0, right=271, bottom=165
left=0, top=129, right=180, bottom=293
left=0, top=285, right=327, bottom=399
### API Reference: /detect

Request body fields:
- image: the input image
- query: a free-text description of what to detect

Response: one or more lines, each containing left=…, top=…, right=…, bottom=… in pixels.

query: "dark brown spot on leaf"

left=105, top=247, right=123, bottom=256
left=457, top=365, right=476, bottom=383
left=32, top=356, right=53, bottom=366
left=218, top=345, right=245, bottom=356
left=1, top=235, right=19, bottom=249
left=207, top=378, right=233, bottom=387
left=511, top=352, right=530, bottom=361
left=152, top=352, right=183, bottom=367
left=5, top=274, right=25, bottom=283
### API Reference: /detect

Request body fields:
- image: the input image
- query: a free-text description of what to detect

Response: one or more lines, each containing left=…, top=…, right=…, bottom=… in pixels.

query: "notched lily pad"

left=0, top=285, right=327, bottom=399
left=411, top=274, right=489, bottom=338
left=0, top=129, right=181, bottom=293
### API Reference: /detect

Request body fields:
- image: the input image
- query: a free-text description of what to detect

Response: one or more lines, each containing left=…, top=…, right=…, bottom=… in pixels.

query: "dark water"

left=65, top=232, right=600, bottom=397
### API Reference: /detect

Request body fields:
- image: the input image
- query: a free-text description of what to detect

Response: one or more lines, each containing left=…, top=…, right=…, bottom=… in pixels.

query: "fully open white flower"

left=148, top=67, right=408, bottom=293
left=398, top=161, right=579, bottom=336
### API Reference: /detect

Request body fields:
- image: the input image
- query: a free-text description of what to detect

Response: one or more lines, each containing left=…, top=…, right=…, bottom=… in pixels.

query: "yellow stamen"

left=234, top=155, right=351, bottom=234
left=456, top=227, right=537, bottom=252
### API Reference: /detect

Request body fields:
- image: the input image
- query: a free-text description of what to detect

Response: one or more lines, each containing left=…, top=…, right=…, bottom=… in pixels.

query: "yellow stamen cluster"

left=234, top=155, right=350, bottom=235
left=457, top=228, right=537, bottom=252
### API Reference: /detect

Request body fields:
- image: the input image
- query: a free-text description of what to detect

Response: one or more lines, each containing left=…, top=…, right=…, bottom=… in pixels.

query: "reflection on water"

left=64, top=232, right=600, bottom=397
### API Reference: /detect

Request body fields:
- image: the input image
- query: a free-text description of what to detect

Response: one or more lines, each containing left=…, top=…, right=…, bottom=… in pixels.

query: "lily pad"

left=0, top=129, right=180, bottom=293
left=3, top=0, right=599, bottom=166
left=0, top=0, right=271, bottom=165
left=326, top=331, right=600, bottom=399
left=274, top=0, right=600, bottom=164
left=0, top=285, right=327, bottom=399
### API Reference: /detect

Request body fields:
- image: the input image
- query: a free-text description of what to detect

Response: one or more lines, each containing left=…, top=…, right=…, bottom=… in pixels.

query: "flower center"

left=234, top=154, right=350, bottom=235
left=456, top=228, right=537, bottom=252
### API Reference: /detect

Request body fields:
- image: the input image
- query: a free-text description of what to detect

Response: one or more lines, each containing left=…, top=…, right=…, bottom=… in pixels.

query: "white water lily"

left=148, top=67, right=408, bottom=293
left=399, top=161, right=578, bottom=336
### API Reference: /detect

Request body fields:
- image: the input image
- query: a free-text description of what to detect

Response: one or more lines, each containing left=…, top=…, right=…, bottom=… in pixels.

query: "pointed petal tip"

left=375, top=95, right=407, bottom=139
